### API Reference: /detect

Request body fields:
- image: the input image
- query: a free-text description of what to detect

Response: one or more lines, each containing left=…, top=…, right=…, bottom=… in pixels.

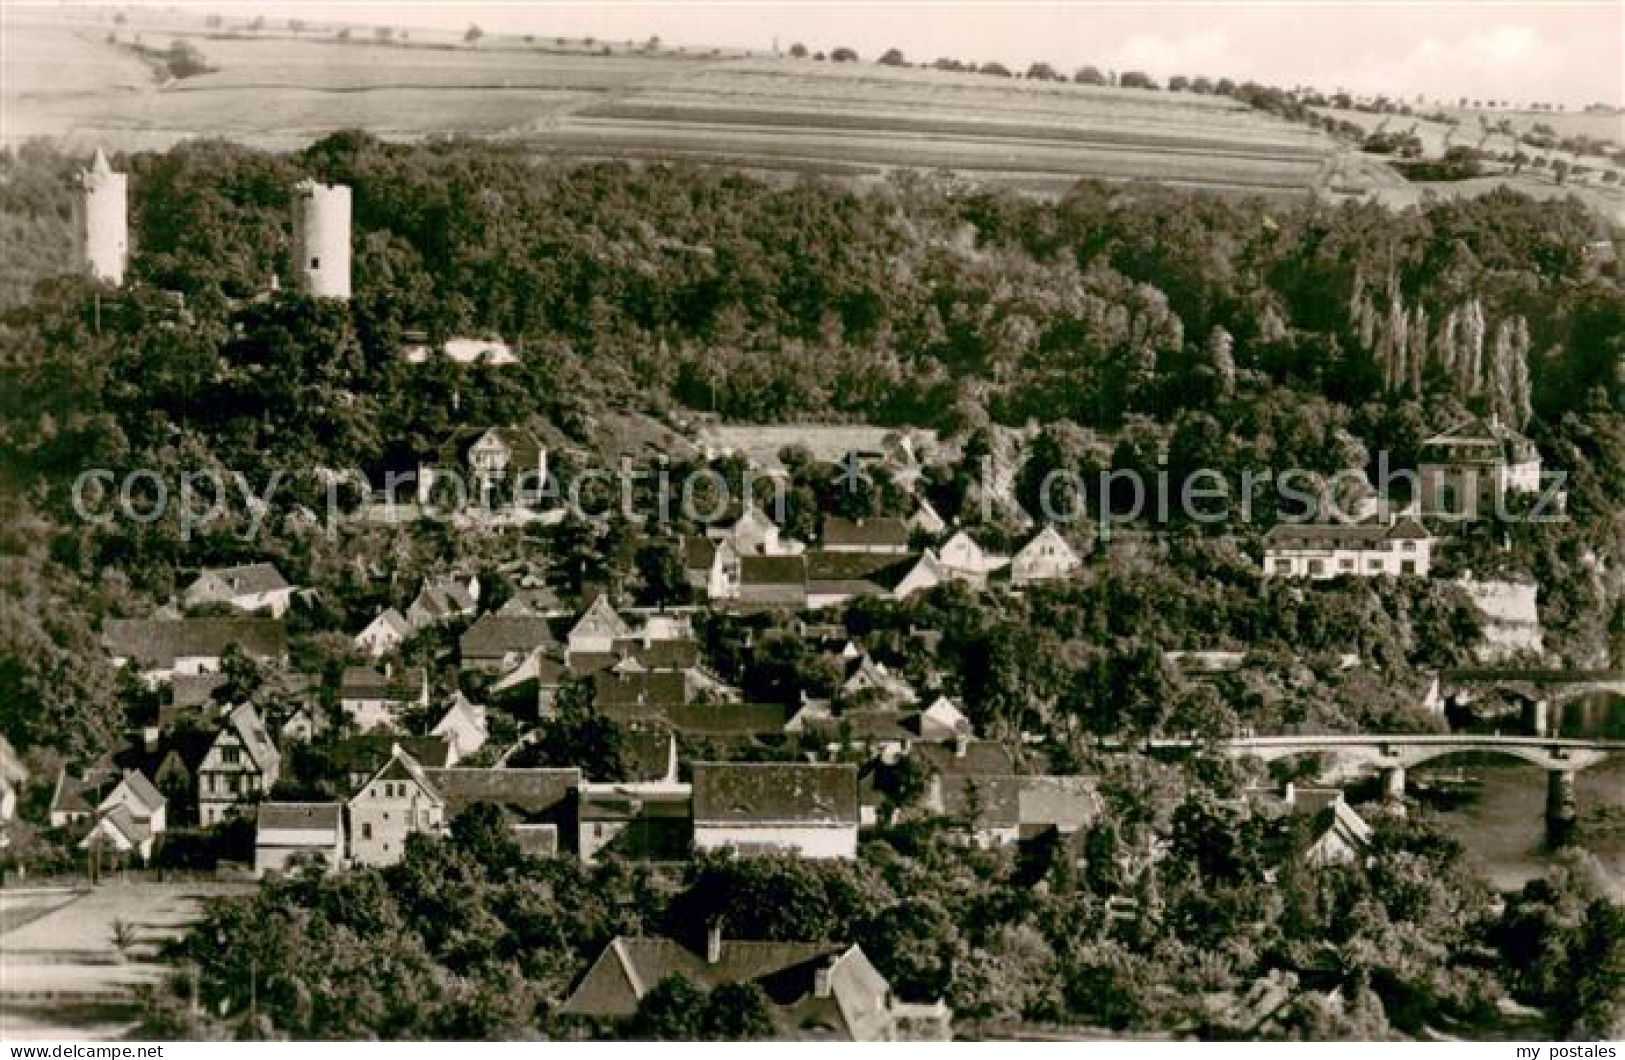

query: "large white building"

left=1262, top=517, right=1433, bottom=579
left=692, top=762, right=859, bottom=860
left=292, top=179, right=352, bottom=300
left=76, top=148, right=128, bottom=286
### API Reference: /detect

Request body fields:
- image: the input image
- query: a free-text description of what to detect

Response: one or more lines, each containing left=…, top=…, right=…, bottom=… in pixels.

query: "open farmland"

left=5, top=7, right=1347, bottom=196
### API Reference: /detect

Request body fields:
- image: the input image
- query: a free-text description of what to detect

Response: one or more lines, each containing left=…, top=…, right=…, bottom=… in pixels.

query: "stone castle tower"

left=291, top=179, right=352, bottom=300
left=75, top=148, right=129, bottom=286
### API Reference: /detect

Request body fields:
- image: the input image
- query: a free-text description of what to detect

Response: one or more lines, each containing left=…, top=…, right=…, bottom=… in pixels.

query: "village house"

left=1288, top=786, right=1374, bottom=868
left=560, top=925, right=951, bottom=1040
left=1010, top=526, right=1083, bottom=586
left=737, top=555, right=809, bottom=609
left=577, top=730, right=689, bottom=863
left=417, top=426, right=547, bottom=507
left=430, top=692, right=489, bottom=758
left=254, top=802, right=346, bottom=875
left=917, top=695, right=971, bottom=743
left=840, top=652, right=918, bottom=708
left=197, top=703, right=281, bottom=825
left=713, top=504, right=801, bottom=558
left=347, top=745, right=580, bottom=866
left=498, top=585, right=567, bottom=618
left=691, top=762, right=859, bottom=860
left=460, top=613, right=555, bottom=674
left=103, top=617, right=286, bottom=685
left=822, top=517, right=910, bottom=556
left=1262, top=517, right=1433, bottom=579
left=49, top=767, right=102, bottom=828
left=97, top=769, right=167, bottom=837
left=566, top=596, right=634, bottom=656
left=1418, top=414, right=1543, bottom=519
left=937, top=530, right=1010, bottom=586
left=354, top=608, right=412, bottom=658
left=889, top=550, right=948, bottom=600
left=346, top=745, right=444, bottom=867
left=182, top=562, right=296, bottom=618
left=339, top=665, right=430, bottom=731
left=405, top=574, right=480, bottom=629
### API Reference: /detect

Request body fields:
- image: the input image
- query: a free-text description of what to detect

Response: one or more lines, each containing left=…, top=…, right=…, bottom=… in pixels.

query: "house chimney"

left=954, top=733, right=969, bottom=758
left=706, top=921, right=723, bottom=964
left=814, top=958, right=836, bottom=998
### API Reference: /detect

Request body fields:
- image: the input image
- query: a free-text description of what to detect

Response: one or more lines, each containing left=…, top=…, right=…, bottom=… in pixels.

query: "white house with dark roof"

left=560, top=925, right=950, bottom=1040
left=197, top=703, right=281, bottom=825
left=691, top=762, right=859, bottom=860
left=255, top=802, right=345, bottom=875
left=98, top=769, right=167, bottom=838
left=430, top=692, right=489, bottom=757
left=339, top=666, right=429, bottom=731
left=567, top=596, right=634, bottom=656
left=183, top=563, right=295, bottom=617
left=822, top=517, right=910, bottom=556
left=103, top=617, right=286, bottom=685
left=460, top=614, right=554, bottom=673
left=1010, top=526, right=1082, bottom=586
left=1286, top=786, right=1374, bottom=868
left=1262, top=517, right=1433, bottom=579
left=354, top=608, right=412, bottom=658
left=937, top=531, right=1009, bottom=586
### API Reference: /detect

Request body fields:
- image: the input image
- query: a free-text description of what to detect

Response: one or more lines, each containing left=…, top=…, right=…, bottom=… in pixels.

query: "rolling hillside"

left=6, top=7, right=1350, bottom=197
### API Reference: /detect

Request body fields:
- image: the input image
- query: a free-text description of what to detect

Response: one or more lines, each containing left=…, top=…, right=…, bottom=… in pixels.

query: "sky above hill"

left=128, top=1, right=1625, bottom=108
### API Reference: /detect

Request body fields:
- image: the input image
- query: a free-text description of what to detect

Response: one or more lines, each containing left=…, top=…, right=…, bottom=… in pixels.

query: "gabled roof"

left=593, top=668, right=691, bottom=710
left=423, top=767, right=579, bottom=818
left=663, top=702, right=790, bottom=737
left=222, top=703, right=280, bottom=773
left=1263, top=517, right=1431, bottom=547
left=1014, top=526, right=1080, bottom=564
left=569, top=596, right=633, bottom=642
left=360, top=608, right=412, bottom=640
left=50, top=767, right=99, bottom=817
left=938, top=773, right=1021, bottom=830
left=692, top=762, right=858, bottom=826
left=102, top=770, right=165, bottom=816
left=82, top=804, right=150, bottom=849
left=740, top=555, right=807, bottom=586
left=103, top=618, right=286, bottom=667
left=410, top=576, right=478, bottom=621
left=822, top=517, right=909, bottom=550
left=189, top=563, right=290, bottom=597
left=350, top=745, right=445, bottom=806
left=256, top=802, right=343, bottom=833
left=498, top=586, right=562, bottom=616
left=914, top=740, right=1017, bottom=777
left=340, top=666, right=426, bottom=701
left=460, top=615, right=554, bottom=659
left=560, top=935, right=842, bottom=1019
left=1017, top=775, right=1101, bottom=833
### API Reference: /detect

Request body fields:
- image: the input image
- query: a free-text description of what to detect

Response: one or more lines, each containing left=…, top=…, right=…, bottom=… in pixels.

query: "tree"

left=1119, top=71, right=1159, bottom=90
left=788, top=42, right=808, bottom=58
left=464, top=24, right=483, bottom=44
left=1075, top=65, right=1107, bottom=85
left=878, top=48, right=907, bottom=66
left=830, top=46, right=858, bottom=62
left=701, top=981, right=774, bottom=1039
left=630, top=975, right=708, bottom=1039
left=634, top=540, right=690, bottom=607
left=1026, top=62, right=1060, bottom=82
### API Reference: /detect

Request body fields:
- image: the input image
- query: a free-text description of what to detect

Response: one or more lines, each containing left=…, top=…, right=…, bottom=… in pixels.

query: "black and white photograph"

left=0, top=0, right=1622, bottom=1046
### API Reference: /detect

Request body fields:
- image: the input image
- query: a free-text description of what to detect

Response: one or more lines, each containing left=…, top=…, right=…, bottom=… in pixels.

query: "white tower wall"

left=76, top=149, right=128, bottom=286
left=292, top=180, right=352, bottom=300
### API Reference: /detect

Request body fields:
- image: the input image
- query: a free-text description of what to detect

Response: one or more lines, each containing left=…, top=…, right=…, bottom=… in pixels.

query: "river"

left=1414, top=693, right=1625, bottom=895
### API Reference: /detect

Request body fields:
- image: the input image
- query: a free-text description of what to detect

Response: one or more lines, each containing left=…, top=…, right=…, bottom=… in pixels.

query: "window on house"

left=1340, top=558, right=1354, bottom=570
left=222, top=746, right=240, bottom=765
left=310, top=257, right=320, bottom=269
left=1403, top=541, right=1417, bottom=552
left=361, top=823, right=372, bottom=840
left=1309, top=560, right=1326, bottom=575
left=1402, top=561, right=1417, bottom=574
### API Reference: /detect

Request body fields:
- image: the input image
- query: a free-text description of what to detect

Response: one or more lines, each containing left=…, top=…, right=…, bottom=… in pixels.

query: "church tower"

left=75, top=148, right=128, bottom=286
left=291, top=179, right=351, bottom=300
